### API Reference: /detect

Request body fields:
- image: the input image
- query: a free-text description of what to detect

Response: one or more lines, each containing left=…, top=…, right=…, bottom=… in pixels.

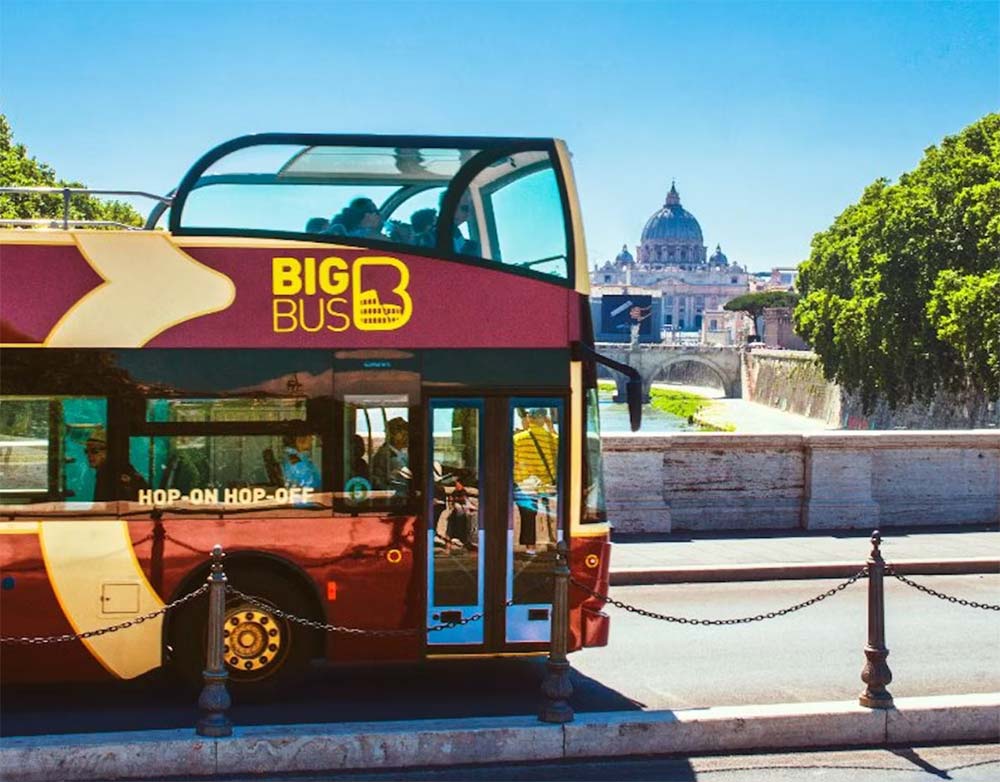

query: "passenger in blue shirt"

left=282, top=433, right=320, bottom=489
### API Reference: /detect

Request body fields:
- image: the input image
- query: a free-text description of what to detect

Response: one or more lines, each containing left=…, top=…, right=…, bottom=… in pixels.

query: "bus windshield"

left=172, top=138, right=572, bottom=283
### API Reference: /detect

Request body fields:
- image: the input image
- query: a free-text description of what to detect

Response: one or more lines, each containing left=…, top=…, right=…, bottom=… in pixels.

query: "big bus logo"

left=271, top=255, right=413, bottom=333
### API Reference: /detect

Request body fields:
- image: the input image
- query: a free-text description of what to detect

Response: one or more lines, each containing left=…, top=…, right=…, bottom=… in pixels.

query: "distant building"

left=701, top=309, right=753, bottom=346
left=751, top=266, right=799, bottom=292
left=592, top=183, right=749, bottom=335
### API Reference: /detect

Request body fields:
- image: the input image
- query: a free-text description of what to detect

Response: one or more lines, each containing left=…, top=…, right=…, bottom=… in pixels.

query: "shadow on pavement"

left=1, top=657, right=643, bottom=737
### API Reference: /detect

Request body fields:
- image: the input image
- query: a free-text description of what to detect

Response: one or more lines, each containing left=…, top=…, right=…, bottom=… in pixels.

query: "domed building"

left=591, top=182, right=749, bottom=339
left=638, top=183, right=708, bottom=267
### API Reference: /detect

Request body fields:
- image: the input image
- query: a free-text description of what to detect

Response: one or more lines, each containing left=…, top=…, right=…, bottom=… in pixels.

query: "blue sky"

left=2, top=0, right=996, bottom=272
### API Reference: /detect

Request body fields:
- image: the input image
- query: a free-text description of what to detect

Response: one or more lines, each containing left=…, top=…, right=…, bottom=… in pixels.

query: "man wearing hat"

left=86, top=426, right=147, bottom=502
left=371, top=417, right=410, bottom=496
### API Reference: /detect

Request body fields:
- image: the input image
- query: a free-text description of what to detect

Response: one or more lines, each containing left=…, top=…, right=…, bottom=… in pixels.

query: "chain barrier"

left=570, top=568, right=869, bottom=626
left=226, top=585, right=515, bottom=636
left=887, top=567, right=1000, bottom=611
left=0, top=582, right=209, bottom=645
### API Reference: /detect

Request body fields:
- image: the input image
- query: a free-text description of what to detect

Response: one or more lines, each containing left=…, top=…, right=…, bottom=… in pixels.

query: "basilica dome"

left=615, top=244, right=634, bottom=264
left=709, top=244, right=729, bottom=266
left=640, top=183, right=704, bottom=244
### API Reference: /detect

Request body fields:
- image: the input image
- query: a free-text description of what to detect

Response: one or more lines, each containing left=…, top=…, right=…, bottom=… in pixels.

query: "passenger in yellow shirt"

left=512, top=408, right=558, bottom=556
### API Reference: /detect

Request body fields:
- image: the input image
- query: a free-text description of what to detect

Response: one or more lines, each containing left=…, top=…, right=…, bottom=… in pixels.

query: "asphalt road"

left=2, top=575, right=997, bottom=737
left=572, top=574, right=1000, bottom=709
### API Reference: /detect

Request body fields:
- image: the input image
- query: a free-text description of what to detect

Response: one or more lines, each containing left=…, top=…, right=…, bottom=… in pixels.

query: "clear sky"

left=2, top=0, right=997, bottom=272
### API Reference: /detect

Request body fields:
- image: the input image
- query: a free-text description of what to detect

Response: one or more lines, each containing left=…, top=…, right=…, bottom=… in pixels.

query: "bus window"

left=583, top=388, right=607, bottom=523
left=466, top=152, right=569, bottom=280
left=131, top=433, right=322, bottom=498
left=510, top=403, right=561, bottom=560
left=0, top=396, right=109, bottom=506
left=177, top=143, right=478, bottom=247
left=430, top=403, right=482, bottom=609
left=133, top=397, right=322, bottom=508
left=342, top=397, right=411, bottom=509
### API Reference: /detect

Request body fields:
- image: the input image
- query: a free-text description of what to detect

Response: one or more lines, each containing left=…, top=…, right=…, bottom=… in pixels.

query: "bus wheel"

left=170, top=570, right=318, bottom=692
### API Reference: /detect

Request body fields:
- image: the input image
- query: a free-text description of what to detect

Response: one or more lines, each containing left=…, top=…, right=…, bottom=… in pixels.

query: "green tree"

left=794, top=113, right=1000, bottom=409
left=0, top=113, right=143, bottom=227
left=927, top=269, right=1000, bottom=396
left=723, top=290, right=799, bottom=338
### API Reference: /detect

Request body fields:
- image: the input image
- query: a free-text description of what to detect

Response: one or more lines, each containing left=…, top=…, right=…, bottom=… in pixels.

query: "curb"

left=610, top=558, right=1000, bottom=585
left=2, top=694, right=997, bottom=781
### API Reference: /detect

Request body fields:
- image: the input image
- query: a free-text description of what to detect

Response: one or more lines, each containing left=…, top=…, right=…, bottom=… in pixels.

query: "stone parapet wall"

left=742, top=349, right=1000, bottom=429
left=602, top=431, right=1000, bottom=533
left=741, top=349, right=841, bottom=424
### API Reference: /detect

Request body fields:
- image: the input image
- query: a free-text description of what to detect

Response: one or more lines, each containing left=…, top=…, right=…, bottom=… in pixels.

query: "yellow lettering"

left=304, top=256, right=316, bottom=296
left=272, top=257, right=303, bottom=295
left=298, top=299, right=325, bottom=333
left=319, top=257, right=349, bottom=295
left=273, top=298, right=299, bottom=332
left=325, top=297, right=351, bottom=332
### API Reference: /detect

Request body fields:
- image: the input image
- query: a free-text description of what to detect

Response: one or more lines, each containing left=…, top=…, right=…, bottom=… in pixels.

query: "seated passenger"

left=440, top=191, right=480, bottom=255
left=282, top=433, right=320, bottom=489
left=349, top=434, right=369, bottom=480
left=304, top=216, right=329, bottom=233
left=325, top=198, right=384, bottom=239
left=410, top=208, right=437, bottom=248
left=370, top=417, right=409, bottom=495
left=386, top=219, right=414, bottom=244
left=85, top=426, right=148, bottom=502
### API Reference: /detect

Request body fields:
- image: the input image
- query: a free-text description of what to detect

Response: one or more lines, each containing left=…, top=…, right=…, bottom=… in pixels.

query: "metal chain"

left=227, top=586, right=515, bottom=636
left=0, top=583, right=210, bottom=645
left=570, top=569, right=868, bottom=626
left=886, top=568, right=1000, bottom=611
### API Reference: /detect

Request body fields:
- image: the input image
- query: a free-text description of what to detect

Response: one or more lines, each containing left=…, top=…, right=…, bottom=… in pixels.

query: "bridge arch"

left=596, top=343, right=743, bottom=401
left=645, top=355, right=732, bottom=398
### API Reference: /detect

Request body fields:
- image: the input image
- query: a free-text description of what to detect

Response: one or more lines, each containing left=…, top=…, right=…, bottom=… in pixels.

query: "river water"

left=597, top=392, right=698, bottom=434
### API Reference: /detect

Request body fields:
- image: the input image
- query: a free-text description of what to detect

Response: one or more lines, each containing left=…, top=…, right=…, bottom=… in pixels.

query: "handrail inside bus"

left=0, top=186, right=172, bottom=231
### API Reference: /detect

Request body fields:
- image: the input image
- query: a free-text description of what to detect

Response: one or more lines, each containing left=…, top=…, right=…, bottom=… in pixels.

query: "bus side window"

left=342, top=401, right=411, bottom=509
left=0, top=397, right=107, bottom=505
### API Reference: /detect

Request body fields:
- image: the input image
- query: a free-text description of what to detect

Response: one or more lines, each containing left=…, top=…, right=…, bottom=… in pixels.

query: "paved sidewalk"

left=610, top=527, right=1000, bottom=584
left=3, top=695, right=997, bottom=781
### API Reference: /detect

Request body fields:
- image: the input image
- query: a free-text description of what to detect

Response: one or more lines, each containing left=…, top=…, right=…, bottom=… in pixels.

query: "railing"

left=0, top=186, right=171, bottom=230
left=1, top=531, right=995, bottom=733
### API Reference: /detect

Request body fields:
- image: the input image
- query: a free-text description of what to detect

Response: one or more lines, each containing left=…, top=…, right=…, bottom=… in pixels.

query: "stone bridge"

left=596, top=343, right=743, bottom=399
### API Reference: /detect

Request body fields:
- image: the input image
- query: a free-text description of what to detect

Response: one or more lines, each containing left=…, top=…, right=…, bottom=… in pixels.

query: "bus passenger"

left=371, top=417, right=409, bottom=495
left=450, top=191, right=480, bottom=256
left=512, top=408, right=558, bottom=556
left=304, top=216, right=329, bottom=233
left=349, top=434, right=369, bottom=480
left=282, top=433, right=320, bottom=489
left=326, top=198, right=384, bottom=239
left=410, top=208, right=437, bottom=248
left=85, top=426, right=148, bottom=502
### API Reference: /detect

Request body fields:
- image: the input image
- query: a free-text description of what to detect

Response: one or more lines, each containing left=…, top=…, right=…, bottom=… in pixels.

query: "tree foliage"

left=723, top=290, right=799, bottom=337
left=0, top=113, right=143, bottom=227
left=793, top=113, right=1000, bottom=408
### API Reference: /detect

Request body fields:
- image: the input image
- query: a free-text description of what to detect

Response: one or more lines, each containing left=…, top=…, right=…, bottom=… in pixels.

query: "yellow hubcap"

left=223, top=607, right=283, bottom=673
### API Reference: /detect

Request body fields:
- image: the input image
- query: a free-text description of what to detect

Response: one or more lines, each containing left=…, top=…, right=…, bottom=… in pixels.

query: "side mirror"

left=626, top=378, right=643, bottom=432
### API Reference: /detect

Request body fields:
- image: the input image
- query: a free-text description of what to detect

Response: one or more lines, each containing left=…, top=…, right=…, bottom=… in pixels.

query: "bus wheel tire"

left=170, top=570, right=317, bottom=694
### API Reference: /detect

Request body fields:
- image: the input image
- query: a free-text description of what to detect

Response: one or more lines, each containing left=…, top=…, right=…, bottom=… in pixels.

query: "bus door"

left=426, top=399, right=485, bottom=645
left=506, top=398, right=563, bottom=643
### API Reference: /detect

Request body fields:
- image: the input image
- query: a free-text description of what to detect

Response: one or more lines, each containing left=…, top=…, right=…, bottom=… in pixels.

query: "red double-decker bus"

left=0, top=134, right=639, bottom=688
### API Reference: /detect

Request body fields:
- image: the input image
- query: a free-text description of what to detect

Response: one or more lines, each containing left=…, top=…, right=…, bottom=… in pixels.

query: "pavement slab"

left=2, top=694, right=997, bottom=782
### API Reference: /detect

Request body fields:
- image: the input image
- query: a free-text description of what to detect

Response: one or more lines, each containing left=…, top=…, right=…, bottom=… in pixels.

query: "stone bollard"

left=859, top=530, right=894, bottom=709
left=196, top=544, right=233, bottom=737
left=539, top=540, right=574, bottom=723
